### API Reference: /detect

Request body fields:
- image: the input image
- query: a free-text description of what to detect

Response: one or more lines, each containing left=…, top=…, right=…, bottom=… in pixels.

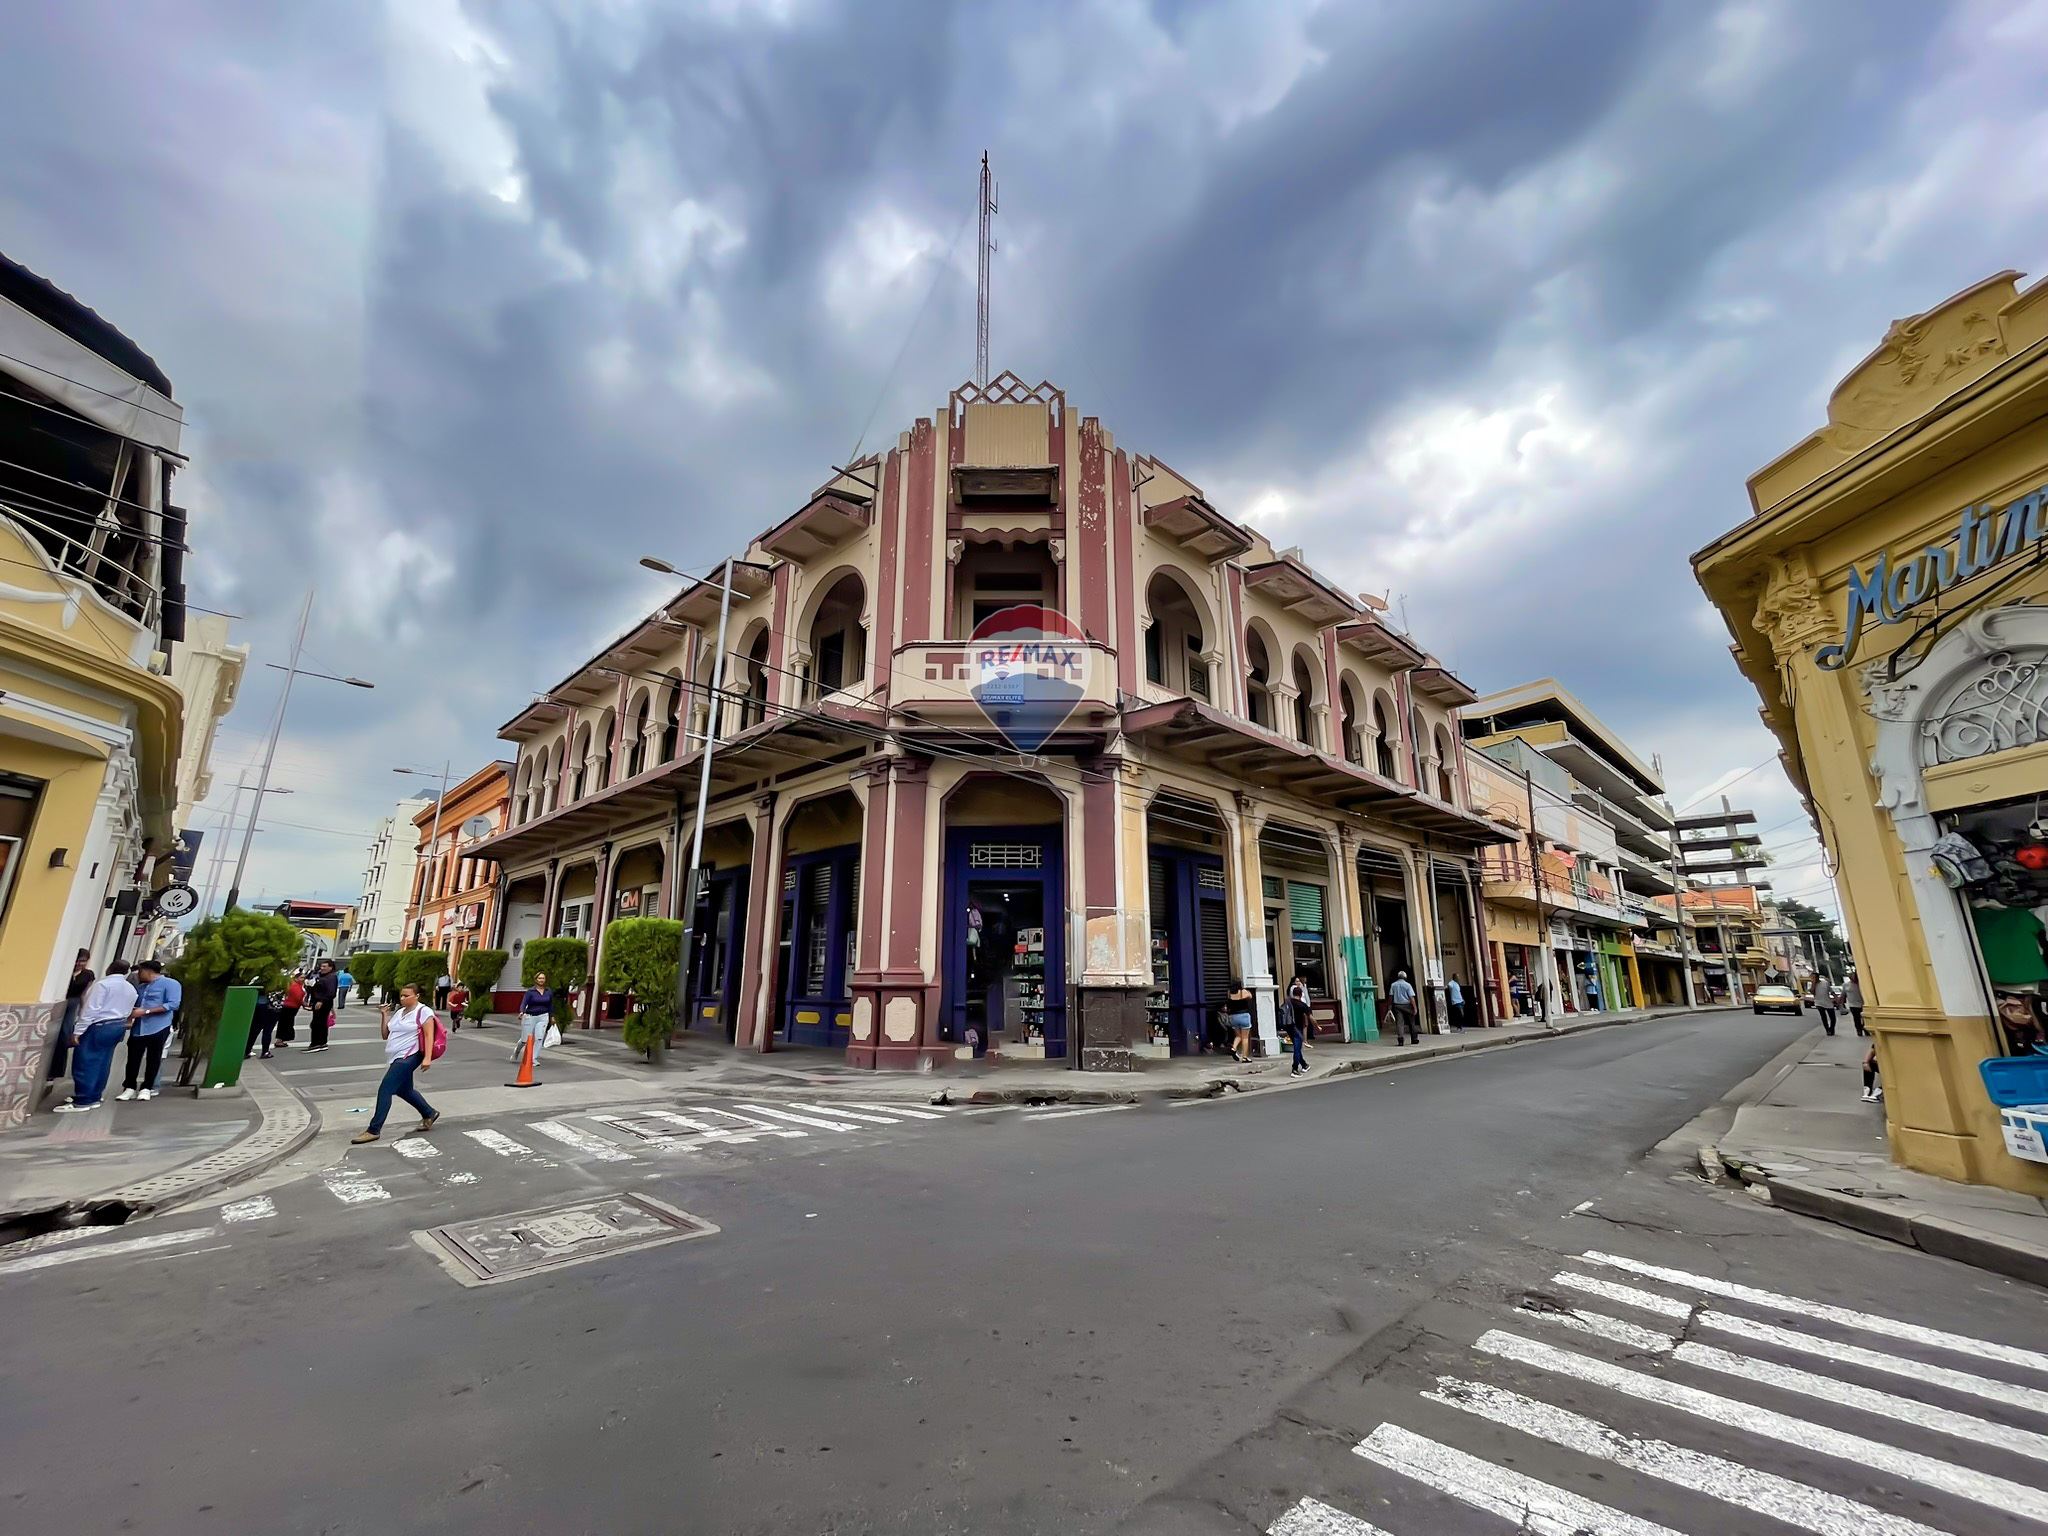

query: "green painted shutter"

left=1288, top=881, right=1325, bottom=936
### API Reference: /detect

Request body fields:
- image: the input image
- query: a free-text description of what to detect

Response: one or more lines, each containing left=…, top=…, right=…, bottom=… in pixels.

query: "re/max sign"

left=1817, top=481, right=2048, bottom=669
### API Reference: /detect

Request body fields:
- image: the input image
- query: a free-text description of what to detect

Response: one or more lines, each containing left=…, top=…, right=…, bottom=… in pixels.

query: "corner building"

left=473, top=376, right=1511, bottom=1069
left=1697, top=271, right=2048, bottom=1196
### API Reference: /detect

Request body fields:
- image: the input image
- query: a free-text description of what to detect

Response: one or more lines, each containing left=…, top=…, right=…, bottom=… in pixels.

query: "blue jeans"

left=368, top=1053, right=435, bottom=1133
left=70, top=1020, right=127, bottom=1105
left=1288, top=1022, right=1306, bottom=1070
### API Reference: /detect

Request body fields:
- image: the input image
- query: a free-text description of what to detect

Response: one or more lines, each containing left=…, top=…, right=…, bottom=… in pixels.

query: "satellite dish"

left=462, top=816, right=492, bottom=839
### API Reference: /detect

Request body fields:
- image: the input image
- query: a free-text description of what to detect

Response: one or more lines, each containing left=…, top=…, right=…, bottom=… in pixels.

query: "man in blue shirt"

left=1386, top=971, right=1420, bottom=1045
left=336, top=965, right=355, bottom=1012
left=118, top=958, right=182, bottom=1101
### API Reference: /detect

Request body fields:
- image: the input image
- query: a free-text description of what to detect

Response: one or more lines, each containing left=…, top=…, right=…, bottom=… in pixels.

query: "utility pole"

left=1666, top=794, right=1698, bottom=1009
left=674, top=560, right=737, bottom=1034
left=975, top=151, right=997, bottom=388
left=200, top=770, right=246, bottom=919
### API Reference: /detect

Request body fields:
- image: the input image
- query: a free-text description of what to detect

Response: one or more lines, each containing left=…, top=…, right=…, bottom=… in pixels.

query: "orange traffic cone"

left=505, top=1034, right=541, bottom=1088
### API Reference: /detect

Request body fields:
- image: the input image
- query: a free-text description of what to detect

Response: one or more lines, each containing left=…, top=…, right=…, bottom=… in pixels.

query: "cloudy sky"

left=6, top=0, right=2046, bottom=924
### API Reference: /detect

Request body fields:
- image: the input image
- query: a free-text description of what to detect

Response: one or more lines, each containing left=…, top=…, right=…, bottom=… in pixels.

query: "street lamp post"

left=223, top=586, right=374, bottom=912
left=394, top=761, right=454, bottom=948
left=640, top=555, right=736, bottom=1032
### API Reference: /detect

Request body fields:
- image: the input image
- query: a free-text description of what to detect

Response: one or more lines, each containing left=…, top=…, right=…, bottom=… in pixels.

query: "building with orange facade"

left=404, top=761, right=511, bottom=969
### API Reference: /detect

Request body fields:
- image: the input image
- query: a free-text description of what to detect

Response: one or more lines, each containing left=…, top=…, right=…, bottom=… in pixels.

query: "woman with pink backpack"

left=352, top=981, right=443, bottom=1144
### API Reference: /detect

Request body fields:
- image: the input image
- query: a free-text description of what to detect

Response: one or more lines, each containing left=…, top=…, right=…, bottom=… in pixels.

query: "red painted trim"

left=855, top=764, right=889, bottom=975
left=766, top=562, right=792, bottom=708
left=1111, top=449, right=1136, bottom=697
left=1321, top=630, right=1344, bottom=756
left=885, top=759, right=929, bottom=974
left=1077, top=418, right=1109, bottom=644
left=902, top=418, right=936, bottom=643
left=870, top=448, right=901, bottom=696
left=733, top=798, right=779, bottom=1051
left=1395, top=671, right=1419, bottom=788
left=1227, top=566, right=1247, bottom=716
left=609, top=674, right=629, bottom=783
left=1081, top=769, right=1116, bottom=915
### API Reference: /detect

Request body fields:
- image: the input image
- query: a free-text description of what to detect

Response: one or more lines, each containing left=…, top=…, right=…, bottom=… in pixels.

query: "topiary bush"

left=169, top=907, right=304, bottom=1085
left=351, top=958, right=378, bottom=1003
left=521, top=937, right=588, bottom=1029
left=599, top=918, right=682, bottom=1059
left=393, top=949, right=448, bottom=1004
left=457, top=948, right=507, bottom=1023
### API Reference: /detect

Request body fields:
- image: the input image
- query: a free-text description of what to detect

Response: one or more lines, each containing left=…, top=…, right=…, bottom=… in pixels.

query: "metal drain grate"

left=418, top=1193, right=717, bottom=1286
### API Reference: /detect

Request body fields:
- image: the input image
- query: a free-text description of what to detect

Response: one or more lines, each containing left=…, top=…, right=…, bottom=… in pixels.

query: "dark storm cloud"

left=0, top=0, right=2039, bottom=904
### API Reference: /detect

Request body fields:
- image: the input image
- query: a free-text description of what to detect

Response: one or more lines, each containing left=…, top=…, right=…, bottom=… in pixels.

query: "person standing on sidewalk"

left=351, top=982, right=439, bottom=1144
left=306, top=959, right=339, bottom=1052
left=435, top=968, right=455, bottom=1012
left=56, top=960, right=136, bottom=1114
left=1285, top=975, right=1311, bottom=1076
left=1861, top=1041, right=1882, bottom=1102
left=1843, top=972, right=1867, bottom=1036
left=116, top=959, right=181, bottom=1101
left=1446, top=974, right=1466, bottom=1030
left=335, top=964, right=354, bottom=1012
left=51, top=949, right=93, bottom=1086
left=1813, top=977, right=1838, bottom=1036
left=1386, top=971, right=1420, bottom=1044
left=276, top=972, right=304, bottom=1047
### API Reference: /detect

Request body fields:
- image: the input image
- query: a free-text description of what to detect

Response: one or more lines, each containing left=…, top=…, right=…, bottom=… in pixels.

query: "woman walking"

left=518, top=972, right=556, bottom=1065
left=1225, top=979, right=1254, bottom=1063
left=352, top=983, right=438, bottom=1144
left=1861, top=1041, right=1882, bottom=1102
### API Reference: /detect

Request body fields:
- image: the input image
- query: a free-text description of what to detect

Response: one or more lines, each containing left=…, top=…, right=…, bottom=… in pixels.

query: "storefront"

left=1260, top=826, right=1341, bottom=1037
left=1358, top=845, right=1415, bottom=1029
left=1145, top=847, right=1232, bottom=1054
left=943, top=826, right=1067, bottom=1059
left=1697, top=267, right=2048, bottom=1194
left=777, top=844, right=858, bottom=1048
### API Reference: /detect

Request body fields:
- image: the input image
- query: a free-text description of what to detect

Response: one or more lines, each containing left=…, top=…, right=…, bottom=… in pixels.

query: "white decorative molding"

left=0, top=580, right=79, bottom=629
left=1868, top=601, right=2048, bottom=1018
left=882, top=995, right=917, bottom=1043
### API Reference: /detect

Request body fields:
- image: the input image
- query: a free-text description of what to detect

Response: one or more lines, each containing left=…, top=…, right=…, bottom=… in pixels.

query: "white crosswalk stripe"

left=1276, top=1248, right=2048, bottom=1536
left=732, top=1103, right=864, bottom=1132
left=529, top=1120, right=634, bottom=1162
left=321, top=1167, right=389, bottom=1204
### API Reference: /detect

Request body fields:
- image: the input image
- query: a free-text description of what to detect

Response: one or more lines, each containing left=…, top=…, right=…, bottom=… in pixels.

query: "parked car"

left=1753, top=983, right=1804, bottom=1016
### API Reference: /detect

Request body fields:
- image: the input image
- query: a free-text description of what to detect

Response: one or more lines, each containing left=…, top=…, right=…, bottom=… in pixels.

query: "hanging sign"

left=1818, top=481, right=2046, bottom=669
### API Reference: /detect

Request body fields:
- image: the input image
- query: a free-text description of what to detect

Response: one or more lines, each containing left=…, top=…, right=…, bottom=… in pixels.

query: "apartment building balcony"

left=1573, top=783, right=1675, bottom=860
left=1616, top=845, right=1678, bottom=894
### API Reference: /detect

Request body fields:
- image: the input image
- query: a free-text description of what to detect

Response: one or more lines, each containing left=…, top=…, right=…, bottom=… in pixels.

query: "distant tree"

left=352, top=956, right=379, bottom=1003
left=1775, top=897, right=1850, bottom=975
left=393, top=949, right=448, bottom=1002
left=168, top=907, right=304, bottom=1085
left=521, top=938, right=588, bottom=1030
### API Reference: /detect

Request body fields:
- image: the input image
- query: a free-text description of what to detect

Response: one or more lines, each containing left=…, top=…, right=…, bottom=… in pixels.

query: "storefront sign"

left=1818, top=481, right=2047, bottom=669
left=968, top=604, right=1091, bottom=752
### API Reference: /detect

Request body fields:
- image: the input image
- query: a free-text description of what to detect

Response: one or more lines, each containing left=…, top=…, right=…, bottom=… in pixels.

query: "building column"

left=583, top=843, right=614, bottom=1029
left=1075, top=751, right=1148, bottom=1072
left=1334, top=827, right=1377, bottom=1041
left=1412, top=849, right=1449, bottom=1034
left=1225, top=793, right=1279, bottom=1053
left=1488, top=938, right=1512, bottom=1024
left=733, top=792, right=782, bottom=1053
left=849, top=756, right=938, bottom=1070
left=1624, top=946, right=1646, bottom=1011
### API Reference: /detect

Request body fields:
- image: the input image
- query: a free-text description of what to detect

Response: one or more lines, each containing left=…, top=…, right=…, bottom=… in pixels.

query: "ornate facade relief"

left=1749, top=553, right=1833, bottom=659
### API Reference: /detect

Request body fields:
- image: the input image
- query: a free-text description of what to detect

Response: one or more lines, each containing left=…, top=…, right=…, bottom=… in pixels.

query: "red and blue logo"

left=968, top=604, right=1090, bottom=752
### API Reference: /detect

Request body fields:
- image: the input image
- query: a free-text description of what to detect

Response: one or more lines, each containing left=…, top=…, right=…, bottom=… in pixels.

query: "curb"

left=1713, top=1152, right=2048, bottom=1291
left=0, top=1064, right=318, bottom=1242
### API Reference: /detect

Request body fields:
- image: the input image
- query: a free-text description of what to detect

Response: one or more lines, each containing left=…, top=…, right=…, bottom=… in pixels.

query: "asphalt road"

left=5, top=1009, right=2043, bottom=1535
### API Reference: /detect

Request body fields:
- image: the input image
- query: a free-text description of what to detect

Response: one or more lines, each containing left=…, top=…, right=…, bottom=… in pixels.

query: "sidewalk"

left=1713, top=1025, right=2048, bottom=1289
left=0, top=1057, right=314, bottom=1233
left=537, top=1002, right=1703, bottom=1104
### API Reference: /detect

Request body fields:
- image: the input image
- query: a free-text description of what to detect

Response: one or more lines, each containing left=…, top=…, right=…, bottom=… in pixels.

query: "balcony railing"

left=890, top=639, right=1120, bottom=728
left=1, top=501, right=160, bottom=635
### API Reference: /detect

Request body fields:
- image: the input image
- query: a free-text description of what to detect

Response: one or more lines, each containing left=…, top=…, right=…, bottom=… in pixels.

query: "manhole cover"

left=417, top=1193, right=716, bottom=1286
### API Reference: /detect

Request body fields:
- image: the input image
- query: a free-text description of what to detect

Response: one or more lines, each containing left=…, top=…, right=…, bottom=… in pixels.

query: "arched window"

left=806, top=574, right=867, bottom=699
left=569, top=723, right=590, bottom=801
left=741, top=629, right=770, bottom=730
left=1340, top=679, right=1364, bottom=766
left=1246, top=628, right=1273, bottom=729
left=1291, top=650, right=1320, bottom=749
left=1143, top=571, right=1209, bottom=697
left=624, top=693, right=650, bottom=779
left=547, top=738, right=564, bottom=812
left=515, top=756, right=534, bottom=823
left=594, top=707, right=617, bottom=791
left=1372, top=695, right=1398, bottom=781
left=660, top=670, right=684, bottom=762
left=1435, top=725, right=1456, bottom=803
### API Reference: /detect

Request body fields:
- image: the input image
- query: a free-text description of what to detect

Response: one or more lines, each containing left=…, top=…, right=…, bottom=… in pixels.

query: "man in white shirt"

left=1386, top=971, right=1420, bottom=1046
left=58, top=959, right=138, bottom=1112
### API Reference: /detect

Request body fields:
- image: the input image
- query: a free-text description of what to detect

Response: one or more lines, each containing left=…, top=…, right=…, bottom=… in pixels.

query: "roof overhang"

left=470, top=706, right=881, bottom=868
left=760, top=490, right=873, bottom=563
left=1335, top=619, right=1426, bottom=669
left=1242, top=560, right=1360, bottom=627
left=1141, top=495, right=1256, bottom=562
left=1409, top=665, right=1478, bottom=706
left=1121, top=698, right=1517, bottom=847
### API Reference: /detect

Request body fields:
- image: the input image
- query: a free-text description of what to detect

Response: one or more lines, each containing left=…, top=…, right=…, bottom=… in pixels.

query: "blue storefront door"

left=1148, top=849, right=1228, bottom=1055
left=688, top=871, right=747, bottom=1040
left=778, top=846, right=857, bottom=1047
left=943, top=827, right=1067, bottom=1059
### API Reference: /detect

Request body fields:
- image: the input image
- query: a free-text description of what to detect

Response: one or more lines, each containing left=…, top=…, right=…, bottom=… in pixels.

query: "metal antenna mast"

left=976, top=150, right=997, bottom=387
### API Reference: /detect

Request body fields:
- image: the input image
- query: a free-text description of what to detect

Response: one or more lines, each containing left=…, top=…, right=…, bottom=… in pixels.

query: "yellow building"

left=0, top=255, right=188, bottom=1124
left=1696, top=269, right=2048, bottom=1196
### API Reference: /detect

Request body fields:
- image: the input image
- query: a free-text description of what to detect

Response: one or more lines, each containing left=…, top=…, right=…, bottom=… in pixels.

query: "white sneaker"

left=54, top=1102, right=97, bottom=1113
left=1872, top=1087, right=1883, bottom=1101
left=115, top=1087, right=137, bottom=1101
left=138, top=1088, right=155, bottom=1101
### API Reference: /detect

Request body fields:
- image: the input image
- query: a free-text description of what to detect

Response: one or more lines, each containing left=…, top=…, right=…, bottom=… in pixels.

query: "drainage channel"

left=416, top=1192, right=717, bottom=1287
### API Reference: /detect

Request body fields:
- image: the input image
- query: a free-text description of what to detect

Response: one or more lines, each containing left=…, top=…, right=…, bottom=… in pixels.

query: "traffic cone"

left=505, top=1034, right=541, bottom=1088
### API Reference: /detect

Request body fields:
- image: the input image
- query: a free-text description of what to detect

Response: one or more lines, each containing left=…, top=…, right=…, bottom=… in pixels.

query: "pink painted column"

left=732, top=793, right=780, bottom=1052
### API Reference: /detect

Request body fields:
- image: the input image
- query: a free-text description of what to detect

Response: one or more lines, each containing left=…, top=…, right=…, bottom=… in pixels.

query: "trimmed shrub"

left=351, top=958, right=378, bottom=1002
left=521, top=938, right=588, bottom=1029
left=600, top=918, right=682, bottom=1059
left=393, top=949, right=448, bottom=1004
left=168, top=907, right=304, bottom=1085
left=457, top=948, right=507, bottom=1021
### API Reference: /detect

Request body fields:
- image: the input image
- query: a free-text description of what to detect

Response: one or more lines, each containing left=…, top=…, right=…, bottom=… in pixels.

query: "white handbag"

left=543, top=1022, right=562, bottom=1049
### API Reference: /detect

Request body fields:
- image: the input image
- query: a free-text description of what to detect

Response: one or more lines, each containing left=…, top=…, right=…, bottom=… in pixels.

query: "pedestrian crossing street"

left=1264, top=1249, right=2048, bottom=1536
left=224, top=1098, right=1119, bottom=1219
